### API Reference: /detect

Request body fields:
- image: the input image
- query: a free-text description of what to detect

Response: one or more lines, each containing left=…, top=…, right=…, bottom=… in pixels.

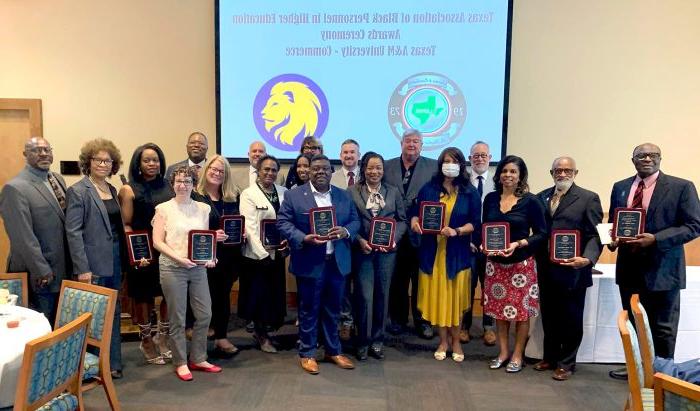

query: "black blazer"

left=536, top=183, right=604, bottom=290
left=608, top=172, right=700, bottom=291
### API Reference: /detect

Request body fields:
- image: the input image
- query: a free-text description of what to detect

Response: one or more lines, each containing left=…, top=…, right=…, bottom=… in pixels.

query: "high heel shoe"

left=138, top=323, right=165, bottom=365
left=156, top=321, right=173, bottom=360
left=489, top=357, right=509, bottom=369
left=452, top=352, right=465, bottom=363
left=433, top=350, right=447, bottom=361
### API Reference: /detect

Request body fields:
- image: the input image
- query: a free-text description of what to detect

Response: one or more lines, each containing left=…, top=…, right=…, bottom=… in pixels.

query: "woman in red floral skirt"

left=482, top=155, right=547, bottom=373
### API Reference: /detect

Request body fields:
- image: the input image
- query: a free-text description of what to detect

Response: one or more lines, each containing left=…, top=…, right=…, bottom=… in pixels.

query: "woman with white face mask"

left=410, top=147, right=482, bottom=362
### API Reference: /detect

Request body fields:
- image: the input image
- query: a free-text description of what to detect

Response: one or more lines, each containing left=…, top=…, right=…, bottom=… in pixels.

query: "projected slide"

left=217, top=0, right=511, bottom=161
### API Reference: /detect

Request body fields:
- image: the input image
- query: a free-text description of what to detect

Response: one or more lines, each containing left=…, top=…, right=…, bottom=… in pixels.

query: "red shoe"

left=188, top=362, right=222, bottom=373
left=175, top=369, right=193, bottom=381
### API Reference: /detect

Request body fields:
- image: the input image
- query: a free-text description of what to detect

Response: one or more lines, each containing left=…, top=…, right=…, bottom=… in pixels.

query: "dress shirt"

left=341, top=166, right=359, bottom=186
left=626, top=171, right=659, bottom=210
left=470, top=169, right=490, bottom=203
left=248, top=165, right=258, bottom=187
left=310, top=182, right=334, bottom=254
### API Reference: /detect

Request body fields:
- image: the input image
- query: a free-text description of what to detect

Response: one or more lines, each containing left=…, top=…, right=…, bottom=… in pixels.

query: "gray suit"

left=383, top=155, right=437, bottom=328
left=164, top=159, right=189, bottom=182
left=0, top=166, right=69, bottom=320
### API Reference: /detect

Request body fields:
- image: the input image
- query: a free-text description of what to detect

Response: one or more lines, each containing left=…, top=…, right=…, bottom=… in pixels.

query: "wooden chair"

left=617, top=310, right=654, bottom=411
left=653, top=372, right=700, bottom=409
left=55, top=280, right=120, bottom=411
left=14, top=312, right=92, bottom=411
left=629, top=294, right=656, bottom=389
left=0, top=272, right=28, bottom=307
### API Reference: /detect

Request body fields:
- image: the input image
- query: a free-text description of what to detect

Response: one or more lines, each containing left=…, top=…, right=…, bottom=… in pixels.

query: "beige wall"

left=1, top=0, right=698, bottom=206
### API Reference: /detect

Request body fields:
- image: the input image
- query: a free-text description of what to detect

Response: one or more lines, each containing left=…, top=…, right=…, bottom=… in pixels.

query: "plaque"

left=612, top=207, right=646, bottom=240
left=309, top=206, right=337, bottom=239
left=368, top=217, right=396, bottom=250
left=550, top=229, right=581, bottom=263
left=260, top=219, right=282, bottom=249
left=187, top=230, right=216, bottom=264
left=125, top=230, right=153, bottom=266
left=482, top=222, right=510, bottom=252
left=419, top=201, right=446, bottom=234
left=220, top=215, right=244, bottom=245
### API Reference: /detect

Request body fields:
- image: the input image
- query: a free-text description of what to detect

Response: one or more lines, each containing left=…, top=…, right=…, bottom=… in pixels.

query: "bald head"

left=23, top=137, right=53, bottom=171
left=632, top=143, right=661, bottom=157
left=248, top=140, right=267, bottom=167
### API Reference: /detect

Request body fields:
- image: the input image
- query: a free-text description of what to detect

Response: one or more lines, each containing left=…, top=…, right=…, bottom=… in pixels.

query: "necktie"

left=47, top=173, right=66, bottom=211
left=477, top=175, right=484, bottom=198
left=347, top=171, right=355, bottom=187
left=631, top=180, right=645, bottom=209
left=550, top=191, right=561, bottom=216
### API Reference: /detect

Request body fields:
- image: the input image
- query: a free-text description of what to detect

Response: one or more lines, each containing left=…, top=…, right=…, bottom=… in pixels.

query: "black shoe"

left=369, top=345, right=385, bottom=360
left=211, top=345, right=240, bottom=359
left=356, top=347, right=368, bottom=361
left=387, top=323, right=405, bottom=336
left=609, top=367, right=628, bottom=380
left=245, top=321, right=255, bottom=333
left=110, top=370, right=123, bottom=380
left=417, top=323, right=434, bottom=339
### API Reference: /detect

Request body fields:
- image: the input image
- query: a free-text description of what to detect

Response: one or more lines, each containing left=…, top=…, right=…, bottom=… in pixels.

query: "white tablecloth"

left=525, top=264, right=700, bottom=363
left=0, top=306, right=52, bottom=408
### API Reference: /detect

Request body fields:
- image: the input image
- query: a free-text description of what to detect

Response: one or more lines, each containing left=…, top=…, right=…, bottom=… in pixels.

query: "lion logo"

left=253, top=74, right=329, bottom=151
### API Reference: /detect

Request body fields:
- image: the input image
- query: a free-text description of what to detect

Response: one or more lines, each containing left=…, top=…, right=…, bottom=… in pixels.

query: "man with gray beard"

left=534, top=157, right=603, bottom=381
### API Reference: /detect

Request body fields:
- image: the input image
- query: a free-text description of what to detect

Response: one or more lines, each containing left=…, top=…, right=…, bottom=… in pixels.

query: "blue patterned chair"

left=630, top=294, right=656, bottom=389
left=653, top=372, right=700, bottom=410
left=55, top=280, right=120, bottom=411
left=13, top=312, right=92, bottom=411
left=0, top=272, right=28, bottom=307
left=618, top=310, right=654, bottom=411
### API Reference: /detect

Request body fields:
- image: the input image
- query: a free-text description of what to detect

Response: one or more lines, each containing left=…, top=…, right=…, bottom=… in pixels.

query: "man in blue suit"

left=608, top=143, right=700, bottom=379
left=278, top=154, right=361, bottom=374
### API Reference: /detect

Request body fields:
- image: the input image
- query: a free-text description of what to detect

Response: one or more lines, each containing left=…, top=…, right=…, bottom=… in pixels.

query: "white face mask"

left=441, top=163, right=460, bottom=178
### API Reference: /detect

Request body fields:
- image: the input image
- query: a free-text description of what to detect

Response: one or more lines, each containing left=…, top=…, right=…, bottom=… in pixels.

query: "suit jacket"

left=240, top=183, right=287, bottom=260
left=277, top=182, right=360, bottom=278
left=330, top=167, right=359, bottom=190
left=608, top=172, right=700, bottom=291
left=536, top=183, right=604, bottom=290
left=468, top=167, right=496, bottom=204
left=347, top=182, right=407, bottom=247
left=66, top=176, right=125, bottom=277
left=384, top=155, right=438, bottom=246
left=0, top=166, right=70, bottom=292
left=230, top=164, right=257, bottom=195
left=164, top=159, right=190, bottom=182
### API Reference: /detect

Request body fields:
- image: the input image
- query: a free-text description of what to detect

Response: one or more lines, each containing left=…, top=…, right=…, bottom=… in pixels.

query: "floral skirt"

left=483, top=256, right=539, bottom=321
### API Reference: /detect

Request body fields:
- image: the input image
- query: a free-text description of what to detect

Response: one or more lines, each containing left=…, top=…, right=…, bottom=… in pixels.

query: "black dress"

left=238, top=184, right=287, bottom=331
left=191, top=191, right=243, bottom=339
left=126, top=177, right=174, bottom=301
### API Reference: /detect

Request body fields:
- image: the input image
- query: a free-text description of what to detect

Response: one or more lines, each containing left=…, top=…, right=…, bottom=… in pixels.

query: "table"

left=0, top=306, right=52, bottom=408
left=525, top=264, right=700, bottom=363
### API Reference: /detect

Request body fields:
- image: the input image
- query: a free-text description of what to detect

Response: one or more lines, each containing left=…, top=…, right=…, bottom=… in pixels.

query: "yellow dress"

left=417, top=192, right=471, bottom=327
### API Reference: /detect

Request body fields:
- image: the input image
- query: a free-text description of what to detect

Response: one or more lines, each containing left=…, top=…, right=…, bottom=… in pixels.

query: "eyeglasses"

left=634, top=153, right=661, bottom=161
left=303, top=145, right=321, bottom=151
left=470, top=154, right=489, bottom=159
left=27, top=147, right=53, bottom=154
left=208, top=167, right=225, bottom=176
left=91, top=158, right=114, bottom=166
left=551, top=168, right=576, bottom=176
left=174, top=179, right=193, bottom=186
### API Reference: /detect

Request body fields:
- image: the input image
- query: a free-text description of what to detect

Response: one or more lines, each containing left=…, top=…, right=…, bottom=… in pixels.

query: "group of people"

left=1, top=129, right=698, bottom=383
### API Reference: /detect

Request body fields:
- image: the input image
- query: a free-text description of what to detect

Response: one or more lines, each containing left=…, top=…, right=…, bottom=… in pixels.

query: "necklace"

left=89, top=176, right=111, bottom=195
left=257, top=182, right=278, bottom=204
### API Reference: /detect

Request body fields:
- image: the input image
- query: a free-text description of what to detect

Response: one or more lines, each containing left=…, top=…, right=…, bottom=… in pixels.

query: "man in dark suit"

left=277, top=154, right=360, bottom=374
left=0, top=137, right=69, bottom=322
left=164, top=131, right=208, bottom=181
left=535, top=156, right=603, bottom=381
left=608, top=143, right=700, bottom=379
left=384, top=129, right=437, bottom=338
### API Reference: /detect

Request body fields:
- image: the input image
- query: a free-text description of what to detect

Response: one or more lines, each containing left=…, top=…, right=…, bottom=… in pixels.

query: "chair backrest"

left=55, top=280, right=117, bottom=352
left=0, top=272, right=28, bottom=307
left=14, top=312, right=92, bottom=411
left=653, top=372, right=700, bottom=410
left=630, top=294, right=656, bottom=388
left=618, top=310, right=646, bottom=411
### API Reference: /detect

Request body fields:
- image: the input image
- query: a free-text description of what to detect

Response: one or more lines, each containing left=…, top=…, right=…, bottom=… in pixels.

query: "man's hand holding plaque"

left=188, top=230, right=217, bottom=266
left=309, top=206, right=337, bottom=240
left=550, top=229, right=581, bottom=263
left=126, top=230, right=153, bottom=267
left=418, top=201, right=446, bottom=234
left=612, top=207, right=646, bottom=241
left=481, top=222, right=510, bottom=256
left=220, top=215, right=244, bottom=245
left=368, top=217, right=396, bottom=251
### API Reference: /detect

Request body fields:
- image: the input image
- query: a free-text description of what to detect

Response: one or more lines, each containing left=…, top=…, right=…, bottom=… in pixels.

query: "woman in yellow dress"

left=410, top=147, right=481, bottom=362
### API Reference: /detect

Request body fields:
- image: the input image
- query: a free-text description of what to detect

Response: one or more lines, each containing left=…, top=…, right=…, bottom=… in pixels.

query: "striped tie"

left=631, top=180, right=645, bottom=209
